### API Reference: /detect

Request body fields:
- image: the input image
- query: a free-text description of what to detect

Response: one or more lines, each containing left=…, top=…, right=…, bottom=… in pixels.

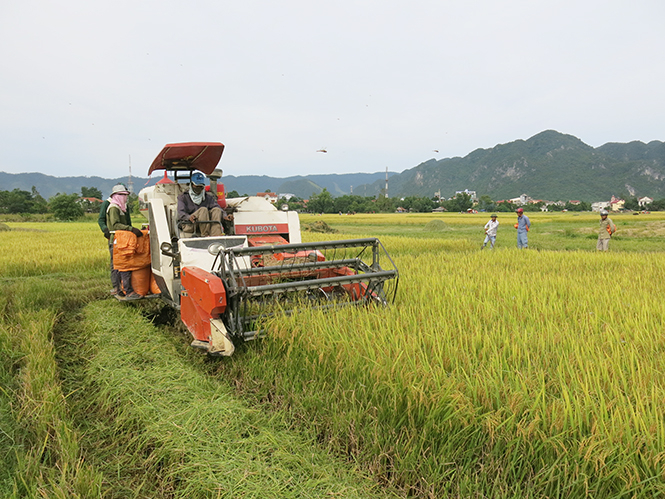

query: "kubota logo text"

left=236, top=223, right=289, bottom=235
left=247, top=225, right=277, bottom=233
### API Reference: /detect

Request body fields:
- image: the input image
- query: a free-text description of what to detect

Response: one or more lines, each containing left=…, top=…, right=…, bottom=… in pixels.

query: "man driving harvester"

left=177, top=172, right=231, bottom=237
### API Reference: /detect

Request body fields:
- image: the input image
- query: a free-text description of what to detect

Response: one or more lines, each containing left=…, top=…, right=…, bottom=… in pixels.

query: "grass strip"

left=0, top=319, right=22, bottom=496
left=0, top=276, right=107, bottom=498
left=64, top=300, right=393, bottom=498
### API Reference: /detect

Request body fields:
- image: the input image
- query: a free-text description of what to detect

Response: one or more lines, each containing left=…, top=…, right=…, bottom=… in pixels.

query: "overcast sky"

left=1, top=0, right=663, bottom=181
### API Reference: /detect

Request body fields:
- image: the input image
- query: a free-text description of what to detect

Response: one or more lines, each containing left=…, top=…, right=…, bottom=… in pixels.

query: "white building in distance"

left=455, top=189, right=477, bottom=201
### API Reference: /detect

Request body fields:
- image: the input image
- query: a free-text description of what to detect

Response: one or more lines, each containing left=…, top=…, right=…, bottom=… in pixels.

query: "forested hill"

left=357, top=130, right=665, bottom=201
left=0, top=171, right=391, bottom=200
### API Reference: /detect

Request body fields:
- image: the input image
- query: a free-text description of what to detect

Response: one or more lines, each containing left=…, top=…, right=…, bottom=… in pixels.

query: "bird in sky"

left=316, top=148, right=327, bottom=153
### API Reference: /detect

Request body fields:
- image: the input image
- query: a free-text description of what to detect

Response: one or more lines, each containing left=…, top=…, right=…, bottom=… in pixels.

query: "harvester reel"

left=214, top=238, right=398, bottom=341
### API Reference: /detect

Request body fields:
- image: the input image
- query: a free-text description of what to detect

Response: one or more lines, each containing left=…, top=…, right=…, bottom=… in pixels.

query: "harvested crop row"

left=0, top=276, right=107, bottom=498
left=66, top=300, right=393, bottom=498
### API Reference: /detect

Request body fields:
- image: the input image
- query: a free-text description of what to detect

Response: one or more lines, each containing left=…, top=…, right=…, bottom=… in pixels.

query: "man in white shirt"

left=482, top=213, right=499, bottom=249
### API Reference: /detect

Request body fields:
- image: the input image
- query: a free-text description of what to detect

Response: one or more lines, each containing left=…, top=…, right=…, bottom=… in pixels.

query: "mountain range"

left=0, top=171, right=392, bottom=201
left=1, top=131, right=664, bottom=202
left=362, top=130, right=665, bottom=201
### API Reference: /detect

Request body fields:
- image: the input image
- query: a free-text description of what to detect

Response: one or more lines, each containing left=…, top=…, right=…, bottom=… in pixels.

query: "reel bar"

left=239, top=270, right=396, bottom=297
left=226, top=238, right=381, bottom=256
left=235, top=258, right=368, bottom=277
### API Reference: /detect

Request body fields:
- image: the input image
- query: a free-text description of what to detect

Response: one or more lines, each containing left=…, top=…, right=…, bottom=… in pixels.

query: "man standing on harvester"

left=99, top=183, right=139, bottom=297
left=515, top=208, right=531, bottom=249
left=178, top=172, right=229, bottom=237
left=597, top=209, right=616, bottom=251
left=103, top=184, right=143, bottom=300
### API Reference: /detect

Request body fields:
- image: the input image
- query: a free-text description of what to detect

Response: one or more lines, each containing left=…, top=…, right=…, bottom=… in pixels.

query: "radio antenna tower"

left=127, top=154, right=134, bottom=193
left=385, top=166, right=389, bottom=198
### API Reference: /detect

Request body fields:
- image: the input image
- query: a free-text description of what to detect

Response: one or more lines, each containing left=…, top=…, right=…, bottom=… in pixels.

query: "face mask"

left=110, top=193, right=128, bottom=212
left=189, top=186, right=205, bottom=205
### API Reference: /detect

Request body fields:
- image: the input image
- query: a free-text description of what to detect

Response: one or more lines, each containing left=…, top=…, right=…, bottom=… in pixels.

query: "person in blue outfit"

left=515, top=207, right=531, bottom=249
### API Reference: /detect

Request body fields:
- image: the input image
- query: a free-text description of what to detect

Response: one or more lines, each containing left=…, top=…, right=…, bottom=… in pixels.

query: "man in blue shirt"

left=515, top=208, right=531, bottom=249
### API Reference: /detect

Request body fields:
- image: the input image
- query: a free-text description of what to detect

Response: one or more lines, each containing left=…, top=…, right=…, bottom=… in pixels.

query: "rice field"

left=2, top=211, right=665, bottom=497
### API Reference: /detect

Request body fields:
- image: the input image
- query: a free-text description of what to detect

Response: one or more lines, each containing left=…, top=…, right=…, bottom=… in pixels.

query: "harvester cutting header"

left=136, top=142, right=399, bottom=356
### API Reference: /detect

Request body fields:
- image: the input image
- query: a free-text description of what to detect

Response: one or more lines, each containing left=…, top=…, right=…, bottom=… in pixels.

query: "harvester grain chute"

left=136, top=141, right=399, bottom=356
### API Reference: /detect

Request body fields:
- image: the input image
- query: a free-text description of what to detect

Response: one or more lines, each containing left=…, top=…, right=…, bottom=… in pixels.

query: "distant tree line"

left=0, top=186, right=113, bottom=221
left=0, top=187, right=49, bottom=214
left=281, top=190, right=665, bottom=214
left=3, top=186, right=662, bottom=219
left=479, top=198, right=592, bottom=213
left=282, top=190, right=603, bottom=214
left=282, top=189, right=440, bottom=214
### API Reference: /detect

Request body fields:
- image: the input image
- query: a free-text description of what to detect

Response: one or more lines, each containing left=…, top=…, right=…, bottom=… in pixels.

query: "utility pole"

left=127, top=155, right=134, bottom=193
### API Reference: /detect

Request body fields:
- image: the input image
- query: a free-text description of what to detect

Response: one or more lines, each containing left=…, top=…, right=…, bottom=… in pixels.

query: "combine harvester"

left=137, top=142, right=399, bottom=356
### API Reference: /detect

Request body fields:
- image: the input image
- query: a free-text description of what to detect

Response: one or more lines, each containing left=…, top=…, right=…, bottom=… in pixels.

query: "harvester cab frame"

left=137, top=142, right=399, bottom=357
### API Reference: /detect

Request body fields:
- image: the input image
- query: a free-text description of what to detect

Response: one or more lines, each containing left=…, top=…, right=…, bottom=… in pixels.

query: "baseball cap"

left=191, top=172, right=206, bottom=186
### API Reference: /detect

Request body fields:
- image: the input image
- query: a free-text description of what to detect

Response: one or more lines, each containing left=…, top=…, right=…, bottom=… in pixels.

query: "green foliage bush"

left=306, top=189, right=436, bottom=214
left=80, top=186, right=102, bottom=199
left=442, top=192, right=473, bottom=212
left=0, top=187, right=48, bottom=214
left=49, top=193, right=84, bottom=221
